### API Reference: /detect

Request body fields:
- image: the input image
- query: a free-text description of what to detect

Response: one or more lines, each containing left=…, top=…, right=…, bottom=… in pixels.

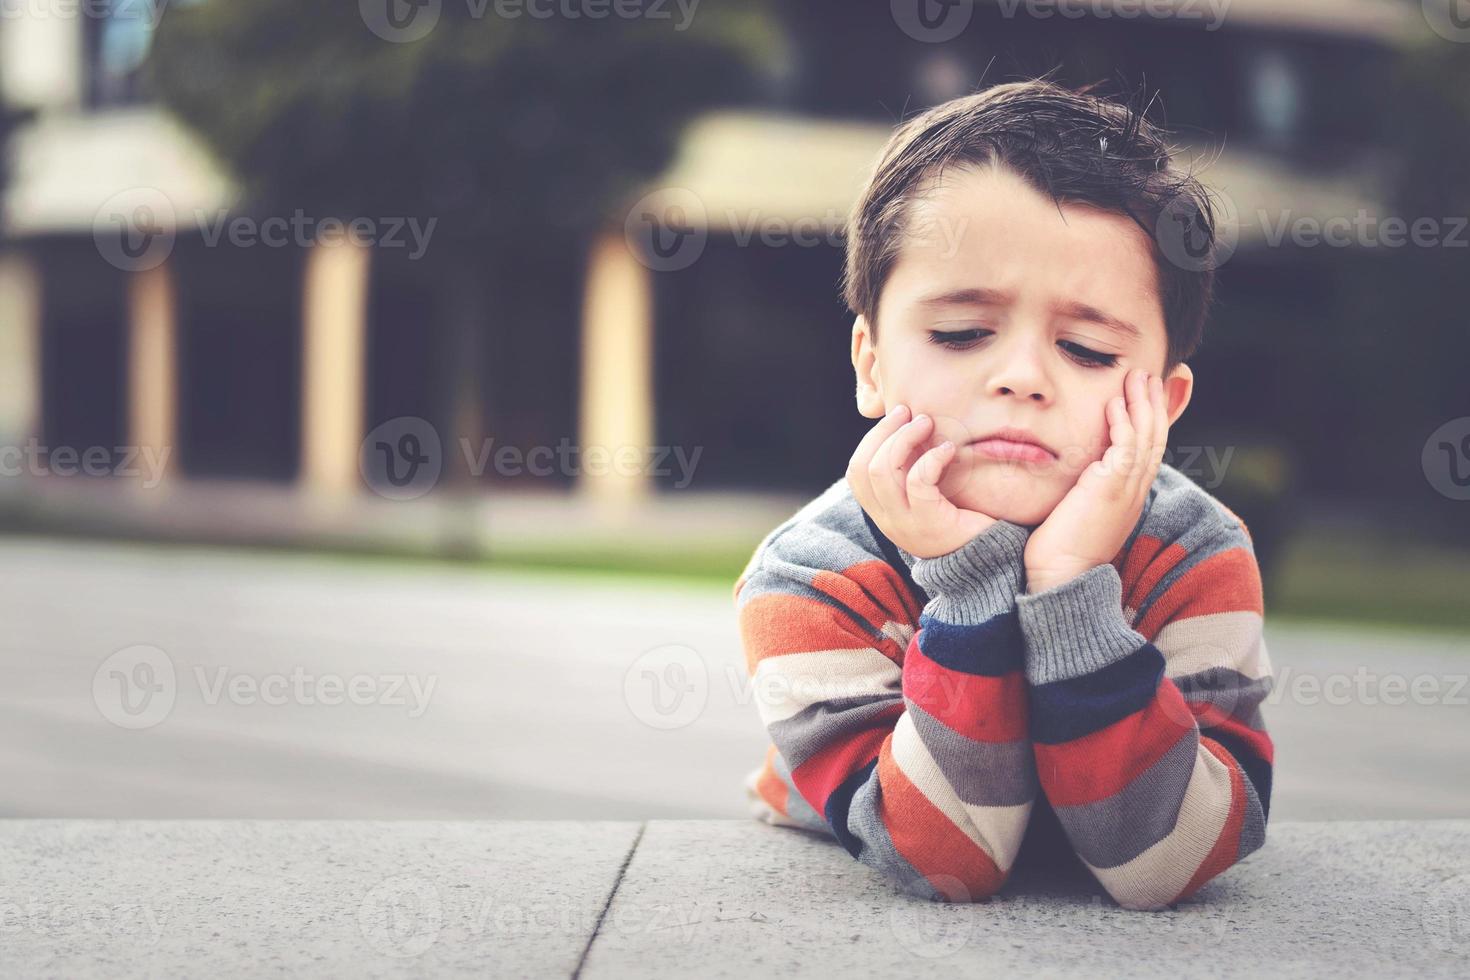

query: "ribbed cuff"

left=1017, top=562, right=1145, bottom=684
left=904, top=520, right=1030, bottom=626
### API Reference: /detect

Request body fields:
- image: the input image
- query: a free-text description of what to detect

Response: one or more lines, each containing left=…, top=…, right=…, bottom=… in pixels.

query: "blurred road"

left=0, top=537, right=1465, bottom=820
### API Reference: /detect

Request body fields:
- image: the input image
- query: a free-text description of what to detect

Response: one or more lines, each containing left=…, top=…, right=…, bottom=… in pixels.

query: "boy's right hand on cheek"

left=846, top=404, right=999, bottom=560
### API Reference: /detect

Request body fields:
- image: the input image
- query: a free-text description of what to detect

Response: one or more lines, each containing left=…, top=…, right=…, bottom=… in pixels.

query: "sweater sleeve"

left=1015, top=518, right=1275, bottom=911
left=737, top=518, right=1038, bottom=902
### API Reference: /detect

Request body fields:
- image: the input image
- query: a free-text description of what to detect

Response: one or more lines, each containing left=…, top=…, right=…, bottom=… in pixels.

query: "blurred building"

left=0, top=0, right=1424, bottom=552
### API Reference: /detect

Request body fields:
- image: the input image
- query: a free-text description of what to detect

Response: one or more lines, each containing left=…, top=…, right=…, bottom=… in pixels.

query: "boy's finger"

left=1104, top=396, right=1132, bottom=479
left=869, top=414, right=931, bottom=516
left=1150, top=375, right=1169, bottom=461
left=1126, top=370, right=1151, bottom=474
left=851, top=405, right=910, bottom=474
left=847, top=406, right=908, bottom=512
left=906, top=440, right=953, bottom=510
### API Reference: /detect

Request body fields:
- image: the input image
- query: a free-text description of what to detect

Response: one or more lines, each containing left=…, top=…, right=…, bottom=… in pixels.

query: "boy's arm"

left=737, top=518, right=1038, bottom=902
left=1015, top=519, right=1275, bottom=911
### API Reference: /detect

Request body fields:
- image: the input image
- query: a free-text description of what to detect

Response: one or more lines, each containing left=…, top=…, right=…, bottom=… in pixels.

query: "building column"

left=300, top=236, right=370, bottom=497
left=0, top=251, right=41, bottom=460
left=578, top=229, right=654, bottom=504
left=127, top=259, right=177, bottom=487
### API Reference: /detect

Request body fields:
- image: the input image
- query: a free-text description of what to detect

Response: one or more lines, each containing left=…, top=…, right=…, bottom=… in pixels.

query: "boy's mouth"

left=968, top=427, right=1056, bottom=463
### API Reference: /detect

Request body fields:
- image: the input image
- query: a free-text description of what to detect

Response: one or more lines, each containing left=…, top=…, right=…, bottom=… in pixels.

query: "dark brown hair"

left=841, top=78, right=1219, bottom=373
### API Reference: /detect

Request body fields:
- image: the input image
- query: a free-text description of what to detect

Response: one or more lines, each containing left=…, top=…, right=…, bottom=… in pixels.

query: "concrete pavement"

left=2, top=818, right=1467, bottom=978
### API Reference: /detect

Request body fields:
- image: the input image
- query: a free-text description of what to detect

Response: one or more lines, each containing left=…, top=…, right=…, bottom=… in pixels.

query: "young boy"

left=733, top=79, right=1275, bottom=911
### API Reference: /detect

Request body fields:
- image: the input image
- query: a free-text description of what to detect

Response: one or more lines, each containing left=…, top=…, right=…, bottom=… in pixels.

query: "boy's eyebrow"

left=915, top=287, right=1010, bottom=308
left=1053, top=300, right=1143, bottom=342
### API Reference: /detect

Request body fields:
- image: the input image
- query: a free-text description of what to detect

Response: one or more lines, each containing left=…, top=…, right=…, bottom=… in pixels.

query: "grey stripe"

left=1235, top=755, right=1268, bottom=859
left=769, top=694, right=903, bottom=771
left=1173, top=667, right=1275, bottom=719
left=1054, top=732, right=1198, bottom=869
left=906, top=701, right=1038, bottom=807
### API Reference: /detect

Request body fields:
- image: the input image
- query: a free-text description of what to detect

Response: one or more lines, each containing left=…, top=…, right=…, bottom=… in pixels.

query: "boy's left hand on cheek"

left=1024, top=368, right=1168, bottom=595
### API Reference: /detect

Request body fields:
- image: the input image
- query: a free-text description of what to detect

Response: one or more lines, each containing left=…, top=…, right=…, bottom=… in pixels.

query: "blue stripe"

left=824, top=756, right=879, bottom=858
left=1029, top=644, right=1165, bottom=744
left=916, top=613, right=1023, bottom=676
left=1205, top=727, right=1274, bottom=823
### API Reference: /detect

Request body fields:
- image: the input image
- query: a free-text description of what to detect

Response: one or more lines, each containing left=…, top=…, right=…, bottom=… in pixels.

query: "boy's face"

left=852, top=162, right=1194, bottom=527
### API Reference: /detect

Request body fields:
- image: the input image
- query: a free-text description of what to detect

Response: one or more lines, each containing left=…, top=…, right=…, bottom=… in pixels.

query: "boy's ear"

left=1163, top=362, right=1194, bottom=427
left=852, top=315, right=886, bottom=419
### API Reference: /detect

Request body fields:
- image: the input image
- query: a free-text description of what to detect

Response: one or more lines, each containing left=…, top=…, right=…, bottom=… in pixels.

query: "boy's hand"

left=846, top=404, right=998, bottom=560
left=1024, top=368, right=1169, bottom=593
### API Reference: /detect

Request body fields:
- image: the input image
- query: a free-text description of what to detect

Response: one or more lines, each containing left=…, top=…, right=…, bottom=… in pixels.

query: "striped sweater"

left=733, top=462, right=1275, bottom=910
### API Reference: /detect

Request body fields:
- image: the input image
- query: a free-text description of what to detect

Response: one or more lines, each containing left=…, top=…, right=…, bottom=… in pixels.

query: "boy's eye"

left=1059, top=340, right=1120, bottom=369
left=929, top=329, right=1120, bottom=370
left=927, top=328, right=990, bottom=349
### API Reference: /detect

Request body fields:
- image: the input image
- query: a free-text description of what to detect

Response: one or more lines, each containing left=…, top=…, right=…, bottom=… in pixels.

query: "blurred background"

left=0, top=0, right=1465, bottom=821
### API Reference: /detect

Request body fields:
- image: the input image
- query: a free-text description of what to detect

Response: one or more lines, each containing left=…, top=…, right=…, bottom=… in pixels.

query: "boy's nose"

left=990, top=346, right=1053, bottom=403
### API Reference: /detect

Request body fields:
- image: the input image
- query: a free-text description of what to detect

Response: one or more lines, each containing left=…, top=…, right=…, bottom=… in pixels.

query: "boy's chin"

left=939, top=466, right=1066, bottom=529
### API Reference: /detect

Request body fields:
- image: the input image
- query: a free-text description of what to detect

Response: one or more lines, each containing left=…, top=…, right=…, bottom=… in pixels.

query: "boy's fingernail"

left=890, top=404, right=908, bottom=418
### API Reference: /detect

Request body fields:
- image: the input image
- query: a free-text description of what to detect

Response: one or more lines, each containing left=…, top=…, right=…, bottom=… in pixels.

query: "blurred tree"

left=0, top=87, right=34, bottom=238
left=146, top=0, right=782, bottom=483
left=148, top=0, right=780, bottom=242
left=1342, top=33, right=1470, bottom=542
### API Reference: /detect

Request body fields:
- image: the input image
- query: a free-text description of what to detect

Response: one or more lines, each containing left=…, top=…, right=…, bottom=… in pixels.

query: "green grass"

left=1269, top=531, right=1470, bottom=636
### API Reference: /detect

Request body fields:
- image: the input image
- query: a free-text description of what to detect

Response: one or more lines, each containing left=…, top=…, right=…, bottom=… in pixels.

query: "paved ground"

left=4, top=818, right=1468, bottom=977
left=0, top=537, right=1465, bottom=821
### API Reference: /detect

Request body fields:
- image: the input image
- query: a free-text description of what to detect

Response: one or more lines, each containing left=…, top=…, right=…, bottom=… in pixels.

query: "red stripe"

left=1034, top=682, right=1195, bottom=806
left=1200, top=709, right=1276, bottom=766
left=810, top=560, right=919, bottom=650
left=1135, top=546, right=1263, bottom=639
left=1119, top=535, right=1185, bottom=614
left=755, top=743, right=789, bottom=817
left=875, top=741, right=1007, bottom=900
left=902, top=634, right=1029, bottom=743
left=789, top=702, right=903, bottom=814
left=739, top=590, right=887, bottom=669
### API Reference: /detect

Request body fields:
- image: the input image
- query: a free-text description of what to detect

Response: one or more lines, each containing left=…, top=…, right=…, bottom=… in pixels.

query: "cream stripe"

left=889, top=713, right=1031, bottom=872
left=1081, top=744, right=1235, bottom=910
left=1155, top=610, right=1271, bottom=681
left=751, top=647, right=901, bottom=725
left=879, top=619, right=916, bottom=649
